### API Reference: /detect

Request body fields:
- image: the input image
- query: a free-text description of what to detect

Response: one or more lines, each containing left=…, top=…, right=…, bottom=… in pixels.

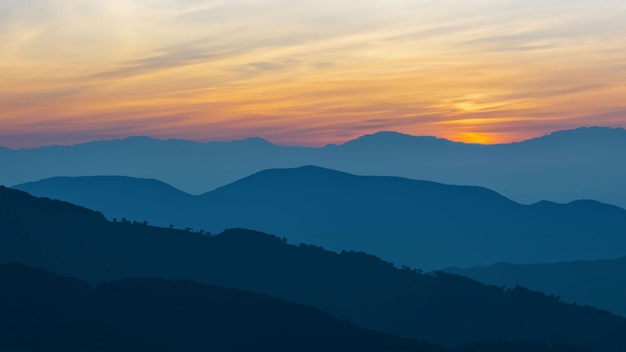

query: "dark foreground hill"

left=445, top=256, right=626, bottom=317
left=0, top=186, right=624, bottom=351
left=3, top=126, right=626, bottom=208
left=0, top=263, right=594, bottom=352
left=15, top=166, right=626, bottom=269
left=0, top=263, right=446, bottom=352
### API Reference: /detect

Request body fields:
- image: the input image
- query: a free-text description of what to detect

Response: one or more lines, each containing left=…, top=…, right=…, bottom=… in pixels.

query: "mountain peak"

left=103, top=136, right=162, bottom=144
left=80, top=136, right=276, bottom=149
left=335, top=131, right=458, bottom=150
left=232, top=137, right=275, bottom=146
left=215, top=165, right=352, bottom=190
left=278, top=165, right=345, bottom=174
left=17, top=175, right=188, bottom=193
left=525, top=126, right=626, bottom=145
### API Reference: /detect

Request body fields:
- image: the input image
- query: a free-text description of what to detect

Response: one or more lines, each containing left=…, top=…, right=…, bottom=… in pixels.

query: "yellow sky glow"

left=1, top=0, right=625, bottom=147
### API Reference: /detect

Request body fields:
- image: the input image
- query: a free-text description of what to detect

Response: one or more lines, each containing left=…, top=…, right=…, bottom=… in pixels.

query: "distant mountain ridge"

left=329, top=131, right=462, bottom=149
left=0, top=186, right=622, bottom=352
left=2, top=126, right=626, bottom=208
left=15, top=166, right=626, bottom=270
left=520, top=126, right=626, bottom=145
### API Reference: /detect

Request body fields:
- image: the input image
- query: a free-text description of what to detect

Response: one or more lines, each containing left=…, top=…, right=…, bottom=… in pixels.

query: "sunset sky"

left=1, top=0, right=625, bottom=148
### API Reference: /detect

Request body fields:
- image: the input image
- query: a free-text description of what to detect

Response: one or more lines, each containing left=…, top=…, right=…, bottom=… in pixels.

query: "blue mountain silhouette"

left=445, top=256, right=626, bottom=317
left=15, top=166, right=626, bottom=270
left=0, top=186, right=619, bottom=352
left=3, top=126, right=626, bottom=208
left=1, top=262, right=449, bottom=352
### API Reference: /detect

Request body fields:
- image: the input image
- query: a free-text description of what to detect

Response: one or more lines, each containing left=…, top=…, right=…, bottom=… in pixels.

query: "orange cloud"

left=0, top=0, right=625, bottom=148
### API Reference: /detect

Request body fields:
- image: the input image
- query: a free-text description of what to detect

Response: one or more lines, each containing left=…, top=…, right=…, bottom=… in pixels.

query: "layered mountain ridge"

left=1, top=185, right=624, bottom=351
left=3, top=126, right=626, bottom=208
left=15, top=166, right=626, bottom=270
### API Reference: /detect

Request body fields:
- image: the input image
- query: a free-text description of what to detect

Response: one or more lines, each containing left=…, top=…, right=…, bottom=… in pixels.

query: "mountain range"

left=2, top=126, right=626, bottom=208
left=15, top=165, right=626, bottom=270
left=445, top=256, right=626, bottom=317
left=1, top=185, right=625, bottom=352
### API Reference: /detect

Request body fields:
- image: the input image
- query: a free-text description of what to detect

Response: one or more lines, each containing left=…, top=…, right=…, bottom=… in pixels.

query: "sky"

left=1, top=0, right=625, bottom=148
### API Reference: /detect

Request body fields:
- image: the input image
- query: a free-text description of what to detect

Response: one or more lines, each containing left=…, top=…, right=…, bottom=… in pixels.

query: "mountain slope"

left=0, top=263, right=446, bottom=352
left=0, top=186, right=624, bottom=352
left=445, top=256, right=626, bottom=317
left=1, top=135, right=313, bottom=195
left=0, top=263, right=594, bottom=352
left=14, top=176, right=195, bottom=227
left=3, top=126, right=626, bottom=208
left=15, top=166, right=626, bottom=269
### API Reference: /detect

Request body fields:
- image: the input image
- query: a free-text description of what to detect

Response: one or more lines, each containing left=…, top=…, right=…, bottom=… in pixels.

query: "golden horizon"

left=1, top=1, right=625, bottom=148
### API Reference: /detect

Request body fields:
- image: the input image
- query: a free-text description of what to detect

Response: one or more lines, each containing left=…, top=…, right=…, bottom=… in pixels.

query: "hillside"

left=15, top=166, right=626, bottom=269
left=0, top=263, right=446, bottom=352
left=0, top=186, right=624, bottom=352
left=446, top=257, right=626, bottom=317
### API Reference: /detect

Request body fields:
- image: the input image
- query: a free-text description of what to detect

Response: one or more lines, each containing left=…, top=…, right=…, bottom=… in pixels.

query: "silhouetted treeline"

left=446, top=257, right=626, bottom=317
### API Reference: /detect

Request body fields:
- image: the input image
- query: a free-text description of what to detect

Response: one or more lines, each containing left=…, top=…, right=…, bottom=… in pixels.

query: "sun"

left=452, top=132, right=495, bottom=145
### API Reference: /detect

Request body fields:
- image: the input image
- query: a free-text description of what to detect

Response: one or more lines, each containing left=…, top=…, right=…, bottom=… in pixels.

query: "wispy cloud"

left=88, top=46, right=235, bottom=80
left=1, top=0, right=625, bottom=147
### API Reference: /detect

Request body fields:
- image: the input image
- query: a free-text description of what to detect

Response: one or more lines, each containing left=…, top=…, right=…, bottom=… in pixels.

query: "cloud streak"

left=0, top=0, right=625, bottom=147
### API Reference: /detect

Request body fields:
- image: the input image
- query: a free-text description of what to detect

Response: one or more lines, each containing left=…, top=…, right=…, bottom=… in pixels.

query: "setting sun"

left=0, top=0, right=625, bottom=148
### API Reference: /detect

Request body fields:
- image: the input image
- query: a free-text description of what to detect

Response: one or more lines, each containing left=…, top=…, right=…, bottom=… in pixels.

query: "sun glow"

left=0, top=0, right=625, bottom=148
left=450, top=132, right=499, bottom=145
